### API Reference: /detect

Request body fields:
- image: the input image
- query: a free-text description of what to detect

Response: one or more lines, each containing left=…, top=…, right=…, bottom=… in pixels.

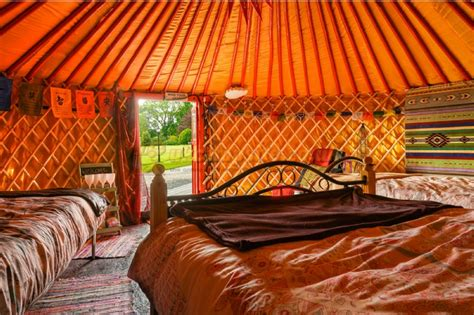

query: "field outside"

left=141, top=145, right=192, bottom=172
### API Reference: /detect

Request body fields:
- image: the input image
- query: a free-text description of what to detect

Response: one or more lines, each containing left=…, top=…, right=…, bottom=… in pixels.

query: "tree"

left=139, top=100, right=192, bottom=139
left=178, top=128, right=192, bottom=144
left=140, top=130, right=152, bottom=146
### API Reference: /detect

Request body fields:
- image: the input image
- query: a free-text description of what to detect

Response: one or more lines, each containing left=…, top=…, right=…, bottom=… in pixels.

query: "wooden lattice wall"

left=0, top=78, right=119, bottom=191
left=203, top=93, right=406, bottom=190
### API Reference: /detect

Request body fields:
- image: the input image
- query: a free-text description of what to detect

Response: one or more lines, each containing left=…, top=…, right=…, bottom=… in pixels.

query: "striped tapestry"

left=405, top=82, right=473, bottom=175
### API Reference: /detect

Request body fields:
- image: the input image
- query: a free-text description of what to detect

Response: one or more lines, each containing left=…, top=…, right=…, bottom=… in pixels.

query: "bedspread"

left=332, top=173, right=473, bottom=209
left=129, top=207, right=473, bottom=314
left=0, top=195, right=103, bottom=314
left=376, top=174, right=474, bottom=209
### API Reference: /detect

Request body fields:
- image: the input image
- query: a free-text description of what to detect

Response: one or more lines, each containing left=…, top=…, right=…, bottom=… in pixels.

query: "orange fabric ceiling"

left=0, top=1, right=472, bottom=97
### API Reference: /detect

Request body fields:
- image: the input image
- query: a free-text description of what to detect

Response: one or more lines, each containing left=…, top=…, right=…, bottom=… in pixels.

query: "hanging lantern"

left=225, top=86, right=248, bottom=99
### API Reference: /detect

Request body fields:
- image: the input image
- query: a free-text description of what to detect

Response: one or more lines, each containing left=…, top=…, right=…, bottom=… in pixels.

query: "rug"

left=26, top=274, right=135, bottom=314
left=74, top=228, right=140, bottom=259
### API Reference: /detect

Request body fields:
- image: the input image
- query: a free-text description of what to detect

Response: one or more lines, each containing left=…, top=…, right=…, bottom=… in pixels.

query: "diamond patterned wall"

left=203, top=93, right=406, bottom=190
left=0, top=78, right=117, bottom=191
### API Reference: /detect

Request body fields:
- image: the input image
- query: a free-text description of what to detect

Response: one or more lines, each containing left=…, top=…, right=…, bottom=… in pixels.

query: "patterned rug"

left=26, top=274, right=135, bottom=314
left=74, top=228, right=140, bottom=259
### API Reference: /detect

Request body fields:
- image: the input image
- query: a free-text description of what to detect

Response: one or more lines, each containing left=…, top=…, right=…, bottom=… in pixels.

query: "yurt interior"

left=1, top=1, right=473, bottom=314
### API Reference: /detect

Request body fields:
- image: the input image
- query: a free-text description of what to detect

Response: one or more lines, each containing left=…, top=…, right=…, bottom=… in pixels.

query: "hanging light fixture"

left=225, top=86, right=248, bottom=99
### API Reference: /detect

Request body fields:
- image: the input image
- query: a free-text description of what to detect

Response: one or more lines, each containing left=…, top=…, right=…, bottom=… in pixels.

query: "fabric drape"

left=115, top=93, right=149, bottom=225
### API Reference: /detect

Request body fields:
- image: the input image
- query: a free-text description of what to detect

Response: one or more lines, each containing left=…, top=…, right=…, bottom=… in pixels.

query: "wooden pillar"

left=361, top=157, right=376, bottom=194
left=150, top=164, right=167, bottom=231
left=190, top=96, right=206, bottom=194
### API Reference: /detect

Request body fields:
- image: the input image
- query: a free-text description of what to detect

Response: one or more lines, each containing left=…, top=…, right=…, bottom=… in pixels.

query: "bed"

left=129, top=158, right=473, bottom=314
left=0, top=189, right=108, bottom=315
left=330, top=172, right=473, bottom=209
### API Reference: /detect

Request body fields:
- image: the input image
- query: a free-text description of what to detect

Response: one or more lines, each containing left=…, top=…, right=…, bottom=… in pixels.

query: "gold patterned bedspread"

left=0, top=196, right=103, bottom=314
left=129, top=207, right=473, bottom=314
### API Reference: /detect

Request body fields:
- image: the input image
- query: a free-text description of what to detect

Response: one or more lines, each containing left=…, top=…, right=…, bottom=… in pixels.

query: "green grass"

left=141, top=145, right=192, bottom=172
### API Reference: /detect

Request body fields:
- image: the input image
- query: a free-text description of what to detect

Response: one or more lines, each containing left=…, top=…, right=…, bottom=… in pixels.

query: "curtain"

left=115, top=93, right=149, bottom=225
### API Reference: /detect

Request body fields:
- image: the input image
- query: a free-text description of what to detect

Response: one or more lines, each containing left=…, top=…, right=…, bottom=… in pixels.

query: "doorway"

left=138, top=97, right=193, bottom=196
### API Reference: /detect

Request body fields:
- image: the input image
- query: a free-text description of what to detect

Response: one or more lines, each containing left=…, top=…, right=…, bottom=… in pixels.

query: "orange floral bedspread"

left=129, top=207, right=473, bottom=314
left=0, top=196, right=103, bottom=314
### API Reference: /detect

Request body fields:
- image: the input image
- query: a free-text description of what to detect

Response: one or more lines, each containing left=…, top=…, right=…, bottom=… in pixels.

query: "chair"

left=309, top=148, right=346, bottom=173
left=272, top=148, right=346, bottom=196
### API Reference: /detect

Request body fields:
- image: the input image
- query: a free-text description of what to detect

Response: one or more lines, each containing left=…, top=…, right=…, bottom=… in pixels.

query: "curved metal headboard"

left=167, top=158, right=367, bottom=206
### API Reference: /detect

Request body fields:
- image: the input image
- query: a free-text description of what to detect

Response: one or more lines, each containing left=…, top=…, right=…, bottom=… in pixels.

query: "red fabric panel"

left=310, top=148, right=335, bottom=167
left=115, top=95, right=147, bottom=225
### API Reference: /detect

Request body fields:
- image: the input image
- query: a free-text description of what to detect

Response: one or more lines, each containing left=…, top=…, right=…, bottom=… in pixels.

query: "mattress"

left=0, top=194, right=104, bottom=314
left=129, top=207, right=473, bottom=314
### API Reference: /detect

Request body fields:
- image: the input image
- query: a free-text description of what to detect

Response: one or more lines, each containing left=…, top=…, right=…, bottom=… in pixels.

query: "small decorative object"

left=97, top=91, right=115, bottom=118
left=19, top=82, right=43, bottom=116
left=0, top=77, right=13, bottom=111
left=225, top=86, right=248, bottom=99
left=106, top=216, right=120, bottom=228
left=75, top=90, right=96, bottom=119
left=50, top=87, right=73, bottom=118
left=357, top=123, right=369, bottom=160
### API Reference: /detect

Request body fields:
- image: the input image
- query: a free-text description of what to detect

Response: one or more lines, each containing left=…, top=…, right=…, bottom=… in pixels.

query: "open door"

left=190, top=96, right=206, bottom=194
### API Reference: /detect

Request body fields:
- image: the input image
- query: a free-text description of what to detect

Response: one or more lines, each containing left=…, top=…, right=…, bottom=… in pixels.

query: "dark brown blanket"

left=0, top=188, right=109, bottom=216
left=170, top=187, right=456, bottom=251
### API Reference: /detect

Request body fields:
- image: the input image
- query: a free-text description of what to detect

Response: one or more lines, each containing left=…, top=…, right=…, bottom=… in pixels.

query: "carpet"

left=74, top=229, right=139, bottom=259
left=26, top=274, right=135, bottom=314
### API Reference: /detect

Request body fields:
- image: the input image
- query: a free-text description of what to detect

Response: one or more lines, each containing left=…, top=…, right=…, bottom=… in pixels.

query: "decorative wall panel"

left=405, top=80, right=473, bottom=175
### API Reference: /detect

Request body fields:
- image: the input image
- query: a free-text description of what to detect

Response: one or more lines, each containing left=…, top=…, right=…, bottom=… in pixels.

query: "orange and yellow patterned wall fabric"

left=203, top=93, right=406, bottom=190
left=0, top=79, right=117, bottom=191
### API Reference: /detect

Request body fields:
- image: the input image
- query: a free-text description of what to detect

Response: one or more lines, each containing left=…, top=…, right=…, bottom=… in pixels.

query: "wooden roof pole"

left=334, top=2, right=372, bottom=93
left=46, top=3, right=122, bottom=83
left=295, top=1, right=310, bottom=96
left=77, top=2, right=146, bottom=86
left=227, top=9, right=243, bottom=89
left=0, top=2, right=24, bottom=18
left=204, top=3, right=233, bottom=95
left=404, top=2, right=470, bottom=80
left=177, top=2, right=215, bottom=93
left=64, top=2, right=136, bottom=85
left=97, top=2, right=161, bottom=88
left=0, top=2, right=43, bottom=36
left=149, top=2, right=194, bottom=91
left=276, top=2, right=284, bottom=96
left=391, top=2, right=448, bottom=83
left=26, top=2, right=105, bottom=80
left=164, top=2, right=203, bottom=92
left=284, top=2, right=297, bottom=96
left=362, top=2, right=409, bottom=89
left=191, top=3, right=225, bottom=94
left=116, top=2, right=167, bottom=86
left=130, top=2, right=178, bottom=89
left=347, top=2, right=390, bottom=92
left=252, top=13, right=261, bottom=97
left=240, top=8, right=252, bottom=88
left=325, top=2, right=356, bottom=94
left=266, top=5, right=274, bottom=97
left=448, top=2, right=472, bottom=27
left=305, top=2, right=324, bottom=95
left=376, top=3, right=428, bottom=86
left=7, top=3, right=89, bottom=75
left=316, top=2, right=340, bottom=95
